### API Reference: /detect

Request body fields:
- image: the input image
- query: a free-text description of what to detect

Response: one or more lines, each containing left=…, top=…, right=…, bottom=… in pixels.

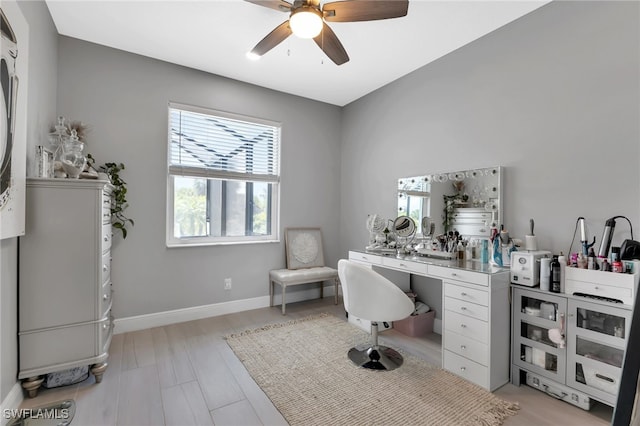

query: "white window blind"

left=169, top=103, right=281, bottom=182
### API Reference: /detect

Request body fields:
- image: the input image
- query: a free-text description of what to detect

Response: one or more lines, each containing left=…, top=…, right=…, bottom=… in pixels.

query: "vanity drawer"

left=444, top=349, right=488, bottom=389
left=444, top=282, right=489, bottom=306
left=382, top=257, right=427, bottom=275
left=348, top=251, right=382, bottom=265
left=444, top=330, right=489, bottom=366
left=444, top=310, right=488, bottom=343
left=565, top=280, right=632, bottom=305
left=430, top=265, right=488, bottom=286
left=445, top=296, right=488, bottom=321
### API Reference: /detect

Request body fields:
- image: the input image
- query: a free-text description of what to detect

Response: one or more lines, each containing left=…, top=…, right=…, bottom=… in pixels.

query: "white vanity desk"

left=348, top=249, right=511, bottom=391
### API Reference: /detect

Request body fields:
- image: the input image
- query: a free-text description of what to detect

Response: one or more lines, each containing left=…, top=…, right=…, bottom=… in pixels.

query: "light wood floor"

left=18, top=297, right=613, bottom=425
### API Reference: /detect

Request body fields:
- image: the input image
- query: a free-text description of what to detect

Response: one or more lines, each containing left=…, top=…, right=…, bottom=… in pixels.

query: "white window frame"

left=166, top=102, right=281, bottom=247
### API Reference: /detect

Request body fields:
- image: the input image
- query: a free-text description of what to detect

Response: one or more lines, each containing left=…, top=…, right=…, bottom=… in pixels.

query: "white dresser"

left=18, top=178, right=114, bottom=397
left=348, top=250, right=511, bottom=391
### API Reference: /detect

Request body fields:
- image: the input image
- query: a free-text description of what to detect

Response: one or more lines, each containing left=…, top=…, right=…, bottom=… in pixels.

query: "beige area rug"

left=225, top=313, right=519, bottom=426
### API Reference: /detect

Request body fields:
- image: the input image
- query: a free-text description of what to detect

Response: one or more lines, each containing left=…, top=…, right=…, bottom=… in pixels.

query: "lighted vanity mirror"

left=397, top=166, right=503, bottom=238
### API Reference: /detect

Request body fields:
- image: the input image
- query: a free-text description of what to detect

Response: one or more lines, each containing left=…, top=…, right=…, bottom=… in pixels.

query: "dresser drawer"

left=348, top=251, right=382, bottom=265
left=100, top=282, right=113, bottom=318
left=444, top=350, right=488, bottom=389
left=99, top=312, right=114, bottom=355
left=444, top=282, right=489, bottom=306
left=450, top=224, right=491, bottom=238
left=101, top=251, right=111, bottom=284
left=451, top=211, right=492, bottom=222
left=430, top=265, right=488, bottom=286
left=444, top=330, right=489, bottom=366
left=444, top=310, right=488, bottom=343
left=445, top=296, right=488, bottom=321
left=102, top=195, right=111, bottom=224
left=382, top=257, right=427, bottom=275
left=102, top=224, right=112, bottom=253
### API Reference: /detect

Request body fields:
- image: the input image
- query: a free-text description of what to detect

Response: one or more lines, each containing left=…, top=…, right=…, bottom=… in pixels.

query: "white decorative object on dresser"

left=18, top=178, right=114, bottom=397
left=347, top=250, right=511, bottom=391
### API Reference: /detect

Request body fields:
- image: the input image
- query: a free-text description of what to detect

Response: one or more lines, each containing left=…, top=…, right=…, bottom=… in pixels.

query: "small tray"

left=415, top=248, right=456, bottom=259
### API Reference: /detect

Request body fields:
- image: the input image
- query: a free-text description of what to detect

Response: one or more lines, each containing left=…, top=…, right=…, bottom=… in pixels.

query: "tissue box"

left=394, top=310, right=435, bottom=337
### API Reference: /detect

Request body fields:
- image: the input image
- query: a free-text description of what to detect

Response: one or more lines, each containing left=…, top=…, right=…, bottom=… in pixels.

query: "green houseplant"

left=87, top=154, right=134, bottom=238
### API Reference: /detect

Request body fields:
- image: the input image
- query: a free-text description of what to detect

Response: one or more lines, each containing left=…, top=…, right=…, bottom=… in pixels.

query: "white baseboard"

left=114, top=285, right=338, bottom=334
left=1, top=382, right=23, bottom=424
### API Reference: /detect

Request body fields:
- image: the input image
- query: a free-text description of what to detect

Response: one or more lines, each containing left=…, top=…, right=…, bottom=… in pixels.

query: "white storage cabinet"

left=18, top=178, right=114, bottom=397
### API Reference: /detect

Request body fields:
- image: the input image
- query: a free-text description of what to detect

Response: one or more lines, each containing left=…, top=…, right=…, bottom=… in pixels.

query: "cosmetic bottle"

left=587, top=247, right=597, bottom=270
left=558, top=252, right=566, bottom=293
left=550, top=255, right=561, bottom=293
left=481, top=239, right=489, bottom=263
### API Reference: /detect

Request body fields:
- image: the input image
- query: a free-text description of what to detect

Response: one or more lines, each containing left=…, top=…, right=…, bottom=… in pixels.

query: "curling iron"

left=578, top=217, right=595, bottom=256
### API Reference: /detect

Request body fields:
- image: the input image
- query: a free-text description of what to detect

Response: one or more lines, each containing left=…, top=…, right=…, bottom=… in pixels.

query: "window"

left=167, top=103, right=280, bottom=246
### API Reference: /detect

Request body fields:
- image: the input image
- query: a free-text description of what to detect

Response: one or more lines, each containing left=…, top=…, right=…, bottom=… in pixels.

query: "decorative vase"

left=60, top=130, right=86, bottom=179
left=48, top=116, right=69, bottom=177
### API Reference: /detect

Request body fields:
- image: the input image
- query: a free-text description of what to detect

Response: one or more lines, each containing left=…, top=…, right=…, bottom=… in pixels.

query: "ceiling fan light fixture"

left=246, top=51, right=261, bottom=61
left=289, top=6, right=323, bottom=39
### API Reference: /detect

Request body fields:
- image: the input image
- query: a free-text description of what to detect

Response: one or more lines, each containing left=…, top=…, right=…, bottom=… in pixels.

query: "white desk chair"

left=269, top=228, right=339, bottom=315
left=338, top=259, right=414, bottom=370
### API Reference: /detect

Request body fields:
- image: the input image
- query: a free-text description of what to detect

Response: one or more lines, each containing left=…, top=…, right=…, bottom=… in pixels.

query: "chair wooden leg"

left=269, top=280, right=274, bottom=307
left=281, top=285, right=286, bottom=315
left=320, top=281, right=324, bottom=299
left=334, top=277, right=339, bottom=305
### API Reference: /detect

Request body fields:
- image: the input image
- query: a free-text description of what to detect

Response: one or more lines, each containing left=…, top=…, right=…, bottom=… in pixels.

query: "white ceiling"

left=45, top=0, right=550, bottom=106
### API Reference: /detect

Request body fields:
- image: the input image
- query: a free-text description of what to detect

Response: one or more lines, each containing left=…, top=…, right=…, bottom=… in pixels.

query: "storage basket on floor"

left=394, top=310, right=435, bottom=337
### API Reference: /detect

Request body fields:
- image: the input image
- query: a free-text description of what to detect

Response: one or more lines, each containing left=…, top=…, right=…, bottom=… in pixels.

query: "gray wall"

left=0, top=0, right=58, bottom=404
left=56, top=37, right=342, bottom=318
left=340, top=0, right=639, bottom=270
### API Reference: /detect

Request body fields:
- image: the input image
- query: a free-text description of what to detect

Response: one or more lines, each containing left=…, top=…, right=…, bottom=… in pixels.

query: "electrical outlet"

left=224, top=278, right=232, bottom=290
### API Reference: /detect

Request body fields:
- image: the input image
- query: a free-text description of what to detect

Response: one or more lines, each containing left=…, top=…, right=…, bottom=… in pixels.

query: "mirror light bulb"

left=289, top=7, right=323, bottom=39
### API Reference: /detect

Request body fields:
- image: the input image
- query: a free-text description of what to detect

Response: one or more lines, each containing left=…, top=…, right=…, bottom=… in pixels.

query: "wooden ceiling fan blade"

left=323, top=0, right=409, bottom=22
left=244, top=0, right=292, bottom=13
left=250, top=20, right=293, bottom=56
left=313, top=23, right=349, bottom=65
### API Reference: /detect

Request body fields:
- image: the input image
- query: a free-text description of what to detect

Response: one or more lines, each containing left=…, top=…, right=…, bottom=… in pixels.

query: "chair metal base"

left=348, top=345, right=404, bottom=371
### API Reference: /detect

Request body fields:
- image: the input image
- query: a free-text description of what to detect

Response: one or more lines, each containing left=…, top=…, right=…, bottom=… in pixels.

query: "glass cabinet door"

left=566, top=298, right=631, bottom=406
left=512, top=288, right=567, bottom=383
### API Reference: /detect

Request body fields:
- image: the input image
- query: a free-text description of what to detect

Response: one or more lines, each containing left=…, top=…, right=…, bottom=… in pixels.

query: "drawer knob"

left=460, top=324, right=467, bottom=328
left=460, top=367, right=466, bottom=372
left=460, top=345, right=466, bottom=350
left=103, top=265, right=108, bottom=272
left=104, top=236, right=109, bottom=242
left=461, top=292, right=467, bottom=296
left=461, top=307, right=467, bottom=311
left=103, top=293, right=109, bottom=300
left=399, top=263, right=406, bottom=268
left=103, top=323, right=108, bottom=330
left=451, top=273, right=457, bottom=277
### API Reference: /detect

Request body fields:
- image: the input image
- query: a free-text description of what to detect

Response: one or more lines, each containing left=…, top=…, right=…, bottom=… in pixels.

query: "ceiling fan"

left=245, top=0, right=409, bottom=65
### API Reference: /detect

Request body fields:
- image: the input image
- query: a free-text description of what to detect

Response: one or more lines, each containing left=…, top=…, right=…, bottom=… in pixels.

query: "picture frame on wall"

left=36, top=146, right=53, bottom=178
left=1, top=2, right=29, bottom=239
